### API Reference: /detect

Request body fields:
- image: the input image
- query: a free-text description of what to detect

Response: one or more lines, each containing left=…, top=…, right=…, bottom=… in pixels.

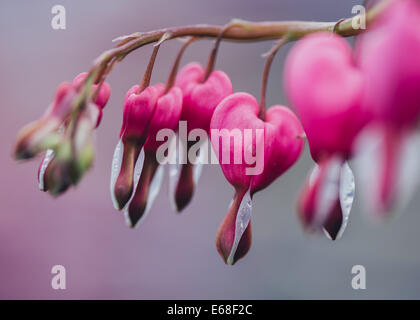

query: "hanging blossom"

left=284, top=0, right=420, bottom=238
left=353, top=0, right=420, bottom=220
left=284, top=32, right=367, bottom=240
left=171, top=31, right=233, bottom=212
left=13, top=0, right=420, bottom=265
left=110, top=41, right=183, bottom=227
left=15, top=72, right=110, bottom=195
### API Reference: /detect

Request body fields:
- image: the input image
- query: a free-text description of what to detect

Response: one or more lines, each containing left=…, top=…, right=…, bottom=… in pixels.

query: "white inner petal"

left=336, top=161, right=355, bottom=240
left=352, top=126, right=382, bottom=219
left=193, top=140, right=207, bottom=185
left=315, top=157, right=341, bottom=228
left=168, top=135, right=182, bottom=211
left=38, top=149, right=55, bottom=191
left=395, top=132, right=420, bottom=216
left=227, top=187, right=253, bottom=266
left=354, top=128, right=420, bottom=220
left=110, top=139, right=124, bottom=210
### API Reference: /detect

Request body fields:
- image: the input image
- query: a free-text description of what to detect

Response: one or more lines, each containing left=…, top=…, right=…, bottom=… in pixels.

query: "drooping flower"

left=37, top=72, right=111, bottom=193
left=14, top=82, right=76, bottom=160
left=210, top=92, right=304, bottom=264
left=110, top=83, right=183, bottom=227
left=353, top=0, right=420, bottom=219
left=170, top=62, right=233, bottom=212
left=127, top=84, right=183, bottom=226
left=285, top=32, right=367, bottom=239
left=111, top=84, right=159, bottom=209
left=42, top=102, right=100, bottom=195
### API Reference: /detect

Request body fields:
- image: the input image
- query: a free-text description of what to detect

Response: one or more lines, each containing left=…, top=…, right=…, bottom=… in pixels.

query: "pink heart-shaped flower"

left=353, top=0, right=420, bottom=219
left=285, top=32, right=367, bottom=162
left=176, top=62, right=233, bottom=133
left=210, top=92, right=304, bottom=264
left=356, top=0, right=420, bottom=130
left=170, top=62, right=233, bottom=212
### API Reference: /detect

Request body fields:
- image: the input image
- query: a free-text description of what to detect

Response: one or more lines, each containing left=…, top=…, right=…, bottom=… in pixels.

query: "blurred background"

left=1, top=0, right=420, bottom=299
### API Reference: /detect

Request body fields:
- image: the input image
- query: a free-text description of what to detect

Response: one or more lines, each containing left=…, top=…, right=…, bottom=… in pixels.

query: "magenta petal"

left=285, top=32, right=366, bottom=161
left=356, top=0, right=420, bottom=130
left=210, top=92, right=304, bottom=193
left=176, top=62, right=233, bottom=133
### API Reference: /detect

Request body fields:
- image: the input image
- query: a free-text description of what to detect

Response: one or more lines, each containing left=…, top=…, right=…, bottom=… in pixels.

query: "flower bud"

left=216, top=188, right=252, bottom=265
left=169, top=62, right=233, bottom=212
left=111, top=85, right=159, bottom=210
left=41, top=103, right=98, bottom=196
left=14, top=82, right=76, bottom=160
left=125, top=85, right=183, bottom=227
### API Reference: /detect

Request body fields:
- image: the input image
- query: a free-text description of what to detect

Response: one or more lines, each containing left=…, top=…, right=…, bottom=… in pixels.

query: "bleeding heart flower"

left=111, top=85, right=160, bottom=210
left=285, top=32, right=364, bottom=238
left=14, top=82, right=76, bottom=160
left=40, top=102, right=100, bottom=196
left=176, top=62, right=233, bottom=133
left=38, top=72, right=111, bottom=193
left=210, top=92, right=304, bottom=264
left=168, top=62, right=233, bottom=212
left=110, top=83, right=183, bottom=227
left=353, top=0, right=420, bottom=219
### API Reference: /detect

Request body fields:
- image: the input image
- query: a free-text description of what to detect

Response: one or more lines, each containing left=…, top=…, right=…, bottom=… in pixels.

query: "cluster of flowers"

left=14, top=0, right=420, bottom=265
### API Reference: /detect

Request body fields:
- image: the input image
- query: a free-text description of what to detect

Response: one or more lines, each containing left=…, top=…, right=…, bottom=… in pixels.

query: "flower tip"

left=47, top=175, right=72, bottom=197
left=126, top=200, right=147, bottom=228
left=113, top=183, right=133, bottom=210
left=216, top=227, right=251, bottom=266
left=174, top=172, right=195, bottom=213
left=13, top=121, right=44, bottom=160
left=14, top=144, right=34, bottom=160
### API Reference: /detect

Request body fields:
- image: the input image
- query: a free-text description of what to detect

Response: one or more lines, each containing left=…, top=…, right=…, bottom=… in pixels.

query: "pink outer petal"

left=72, top=72, right=111, bottom=109
left=251, top=105, right=304, bottom=193
left=210, top=93, right=262, bottom=190
left=144, top=86, right=183, bottom=152
left=45, top=82, right=75, bottom=119
left=210, top=92, right=304, bottom=194
left=120, top=85, right=159, bottom=142
left=176, top=62, right=233, bottom=133
left=175, top=62, right=204, bottom=92
left=356, top=0, right=420, bottom=129
left=285, top=32, right=366, bottom=162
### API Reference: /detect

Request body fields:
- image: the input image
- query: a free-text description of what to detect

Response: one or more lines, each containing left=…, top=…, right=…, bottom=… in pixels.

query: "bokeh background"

left=1, top=0, right=420, bottom=299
